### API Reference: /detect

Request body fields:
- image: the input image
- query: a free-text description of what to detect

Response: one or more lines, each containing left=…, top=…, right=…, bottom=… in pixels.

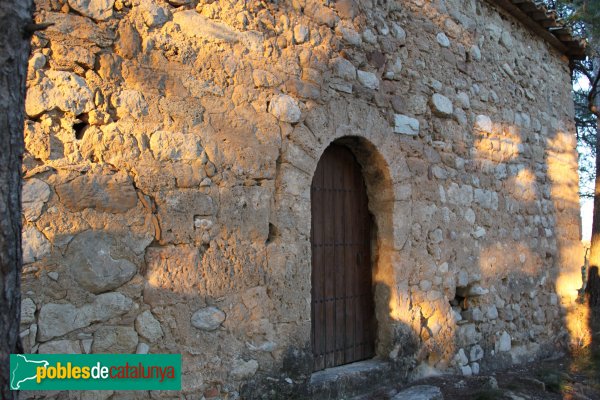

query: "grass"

left=569, top=345, right=600, bottom=392
left=534, top=368, right=567, bottom=393
left=471, top=389, right=506, bottom=400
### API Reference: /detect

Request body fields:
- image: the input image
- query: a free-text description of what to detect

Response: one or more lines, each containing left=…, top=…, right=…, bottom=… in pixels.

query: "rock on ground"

left=392, top=385, right=444, bottom=400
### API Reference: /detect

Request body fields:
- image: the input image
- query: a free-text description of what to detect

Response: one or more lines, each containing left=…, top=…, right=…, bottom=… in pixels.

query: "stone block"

left=113, top=89, right=148, bottom=120
left=38, top=293, right=133, bottom=341
left=394, top=114, right=420, bottom=135
left=191, top=306, right=226, bottom=331
left=21, top=298, right=37, bottom=325
left=470, top=345, right=484, bottom=361
left=357, top=70, right=379, bottom=90
left=92, top=326, right=138, bottom=353
left=436, top=32, right=450, bottom=47
left=115, top=21, right=141, bottom=59
left=66, top=231, right=138, bottom=294
left=230, top=359, right=258, bottom=380
left=22, top=226, right=51, bottom=265
left=293, top=25, right=309, bottom=43
left=26, top=71, right=94, bottom=117
left=497, top=331, right=512, bottom=352
left=475, top=115, right=492, bottom=132
left=174, top=11, right=239, bottom=43
left=68, top=0, right=114, bottom=20
left=135, top=310, right=163, bottom=342
left=269, top=94, right=301, bottom=123
left=22, top=178, right=51, bottom=222
left=38, top=339, right=81, bottom=354
left=150, top=131, right=203, bottom=161
left=144, top=245, right=201, bottom=306
left=252, top=69, right=280, bottom=88
left=140, top=0, right=170, bottom=27
left=44, top=12, right=116, bottom=47
left=55, top=172, right=137, bottom=213
left=330, top=57, right=356, bottom=80
left=155, top=190, right=215, bottom=243
left=431, top=93, right=453, bottom=118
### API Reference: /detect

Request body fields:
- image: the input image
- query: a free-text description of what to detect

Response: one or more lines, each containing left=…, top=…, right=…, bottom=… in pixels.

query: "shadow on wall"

left=19, top=0, right=587, bottom=397
left=375, top=120, right=583, bottom=376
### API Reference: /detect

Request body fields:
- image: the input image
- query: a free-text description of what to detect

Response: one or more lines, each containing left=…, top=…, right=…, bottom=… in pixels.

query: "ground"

left=354, top=306, right=600, bottom=400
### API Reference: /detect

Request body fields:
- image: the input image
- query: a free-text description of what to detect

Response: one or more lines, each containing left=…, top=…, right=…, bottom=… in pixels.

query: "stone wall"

left=21, top=0, right=582, bottom=398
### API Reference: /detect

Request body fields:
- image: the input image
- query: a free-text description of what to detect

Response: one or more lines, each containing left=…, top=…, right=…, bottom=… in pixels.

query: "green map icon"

left=10, top=354, right=49, bottom=390
left=9, top=353, right=181, bottom=390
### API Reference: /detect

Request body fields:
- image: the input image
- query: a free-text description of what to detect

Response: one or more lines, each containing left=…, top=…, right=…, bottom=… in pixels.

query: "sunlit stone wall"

left=21, top=0, right=582, bottom=397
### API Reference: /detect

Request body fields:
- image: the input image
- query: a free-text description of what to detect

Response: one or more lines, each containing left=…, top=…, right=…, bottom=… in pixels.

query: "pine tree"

left=0, top=1, right=34, bottom=398
left=551, top=0, right=600, bottom=305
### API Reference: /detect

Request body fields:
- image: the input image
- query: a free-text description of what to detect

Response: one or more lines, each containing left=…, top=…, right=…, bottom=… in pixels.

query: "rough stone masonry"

left=20, top=0, right=584, bottom=398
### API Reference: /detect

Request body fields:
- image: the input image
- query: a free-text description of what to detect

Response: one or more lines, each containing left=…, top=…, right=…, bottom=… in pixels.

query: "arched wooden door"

left=311, top=143, right=376, bottom=371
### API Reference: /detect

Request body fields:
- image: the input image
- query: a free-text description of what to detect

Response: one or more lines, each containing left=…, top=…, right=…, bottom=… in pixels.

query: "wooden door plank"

left=311, top=158, right=325, bottom=371
left=323, top=151, right=336, bottom=369
left=343, top=154, right=355, bottom=364
left=311, top=144, right=375, bottom=371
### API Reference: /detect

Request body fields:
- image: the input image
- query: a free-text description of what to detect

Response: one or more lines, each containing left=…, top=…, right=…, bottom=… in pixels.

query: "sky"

left=574, top=74, right=594, bottom=243
left=582, top=197, right=593, bottom=241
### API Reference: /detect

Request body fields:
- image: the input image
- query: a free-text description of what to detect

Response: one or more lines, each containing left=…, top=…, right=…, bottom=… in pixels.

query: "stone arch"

left=273, top=101, right=415, bottom=363
left=319, top=136, right=399, bottom=357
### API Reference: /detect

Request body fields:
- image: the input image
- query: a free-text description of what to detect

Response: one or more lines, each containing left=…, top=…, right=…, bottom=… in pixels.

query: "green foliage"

left=545, top=1, right=600, bottom=40
left=567, top=1, right=600, bottom=39
left=545, top=0, right=599, bottom=198
left=534, top=368, right=569, bottom=393
left=574, top=76, right=597, bottom=197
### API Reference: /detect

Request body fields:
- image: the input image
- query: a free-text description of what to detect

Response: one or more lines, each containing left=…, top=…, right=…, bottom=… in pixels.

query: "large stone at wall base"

left=38, top=292, right=133, bottom=341
left=66, top=231, right=138, bottom=294
left=92, top=326, right=138, bottom=353
left=38, top=340, right=82, bottom=354
left=55, top=171, right=137, bottom=213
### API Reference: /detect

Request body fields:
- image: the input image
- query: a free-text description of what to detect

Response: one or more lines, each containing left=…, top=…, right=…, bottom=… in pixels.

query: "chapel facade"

left=21, top=0, right=585, bottom=398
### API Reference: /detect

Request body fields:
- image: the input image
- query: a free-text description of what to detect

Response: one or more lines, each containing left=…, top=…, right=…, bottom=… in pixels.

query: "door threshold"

left=309, top=358, right=391, bottom=386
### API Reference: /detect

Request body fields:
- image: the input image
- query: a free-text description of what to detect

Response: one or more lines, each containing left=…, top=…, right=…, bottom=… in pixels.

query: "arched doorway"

left=311, top=143, right=376, bottom=371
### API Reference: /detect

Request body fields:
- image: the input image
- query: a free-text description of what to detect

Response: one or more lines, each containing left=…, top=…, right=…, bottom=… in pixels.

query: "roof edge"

left=485, top=0, right=586, bottom=60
